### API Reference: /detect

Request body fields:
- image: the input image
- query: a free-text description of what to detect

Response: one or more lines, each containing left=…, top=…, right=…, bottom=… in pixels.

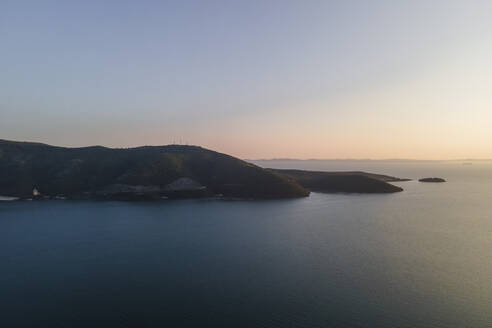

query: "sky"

left=1, top=0, right=492, bottom=159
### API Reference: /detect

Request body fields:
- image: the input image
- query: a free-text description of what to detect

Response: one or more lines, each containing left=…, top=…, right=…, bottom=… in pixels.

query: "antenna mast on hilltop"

left=169, top=137, right=190, bottom=145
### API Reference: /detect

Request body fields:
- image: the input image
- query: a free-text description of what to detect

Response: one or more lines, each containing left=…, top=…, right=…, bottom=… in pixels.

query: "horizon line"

left=3, top=138, right=492, bottom=162
left=246, top=158, right=492, bottom=162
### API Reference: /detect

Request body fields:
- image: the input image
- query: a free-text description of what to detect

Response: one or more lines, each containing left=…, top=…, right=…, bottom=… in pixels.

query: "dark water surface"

left=1, top=161, right=492, bottom=327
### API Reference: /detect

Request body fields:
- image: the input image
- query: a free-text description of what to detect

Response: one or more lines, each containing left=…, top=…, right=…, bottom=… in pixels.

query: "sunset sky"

left=2, top=0, right=492, bottom=159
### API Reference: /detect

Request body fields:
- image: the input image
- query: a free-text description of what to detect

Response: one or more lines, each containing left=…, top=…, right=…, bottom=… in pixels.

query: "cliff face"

left=0, top=140, right=309, bottom=199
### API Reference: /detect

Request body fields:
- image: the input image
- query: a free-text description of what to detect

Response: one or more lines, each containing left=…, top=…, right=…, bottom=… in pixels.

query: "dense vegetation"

left=0, top=140, right=309, bottom=199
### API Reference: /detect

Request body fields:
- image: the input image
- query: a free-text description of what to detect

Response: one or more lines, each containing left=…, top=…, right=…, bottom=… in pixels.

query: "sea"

left=1, top=160, right=491, bottom=327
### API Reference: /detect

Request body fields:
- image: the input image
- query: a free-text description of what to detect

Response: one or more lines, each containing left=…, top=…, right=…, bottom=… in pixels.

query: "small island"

left=419, top=177, right=446, bottom=183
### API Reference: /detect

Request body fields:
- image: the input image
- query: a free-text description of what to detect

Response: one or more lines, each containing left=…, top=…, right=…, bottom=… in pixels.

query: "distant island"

left=419, top=177, right=446, bottom=183
left=0, top=140, right=406, bottom=200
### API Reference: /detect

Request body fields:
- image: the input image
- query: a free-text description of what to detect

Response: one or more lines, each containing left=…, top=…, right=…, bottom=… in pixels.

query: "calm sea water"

left=1, top=160, right=491, bottom=327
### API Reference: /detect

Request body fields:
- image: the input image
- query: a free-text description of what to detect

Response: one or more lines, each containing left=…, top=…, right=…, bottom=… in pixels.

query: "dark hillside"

left=0, top=140, right=309, bottom=199
left=270, top=169, right=403, bottom=193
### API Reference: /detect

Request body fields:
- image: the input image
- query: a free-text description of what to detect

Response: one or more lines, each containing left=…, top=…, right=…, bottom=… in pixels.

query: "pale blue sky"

left=2, top=1, right=492, bottom=158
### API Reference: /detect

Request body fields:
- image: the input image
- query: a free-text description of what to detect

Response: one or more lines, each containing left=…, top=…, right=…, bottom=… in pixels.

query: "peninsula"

left=0, top=140, right=405, bottom=200
left=270, top=169, right=405, bottom=194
